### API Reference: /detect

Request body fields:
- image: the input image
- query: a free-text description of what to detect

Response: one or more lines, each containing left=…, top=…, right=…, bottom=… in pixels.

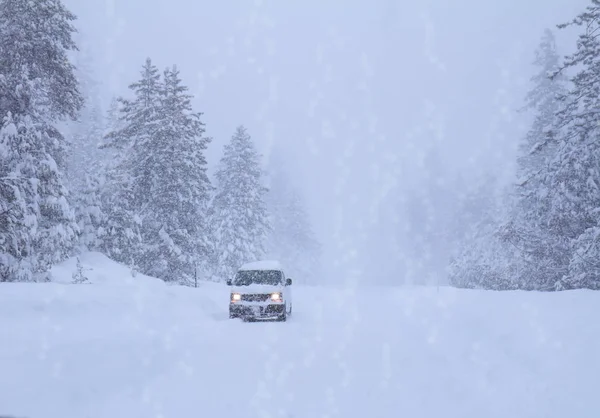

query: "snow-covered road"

left=0, top=254, right=599, bottom=418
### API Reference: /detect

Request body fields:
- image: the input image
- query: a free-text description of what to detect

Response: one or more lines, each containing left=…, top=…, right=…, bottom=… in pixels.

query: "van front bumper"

left=229, top=303, right=285, bottom=320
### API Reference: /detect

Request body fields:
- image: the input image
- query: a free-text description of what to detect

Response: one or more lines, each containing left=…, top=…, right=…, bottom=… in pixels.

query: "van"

left=227, top=260, right=293, bottom=321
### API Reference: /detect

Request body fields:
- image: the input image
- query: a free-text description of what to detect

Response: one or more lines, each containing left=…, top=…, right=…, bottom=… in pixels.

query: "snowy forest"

left=449, top=4, right=600, bottom=292
left=0, top=0, right=321, bottom=285
left=1, top=0, right=600, bottom=292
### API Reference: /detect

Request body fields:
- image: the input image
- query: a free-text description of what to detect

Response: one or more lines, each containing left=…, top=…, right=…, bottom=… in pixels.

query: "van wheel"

left=279, top=305, right=287, bottom=322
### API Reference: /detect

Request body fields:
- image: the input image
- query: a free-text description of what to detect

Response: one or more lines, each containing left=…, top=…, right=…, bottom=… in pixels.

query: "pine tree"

left=447, top=170, right=496, bottom=257
left=448, top=210, right=522, bottom=290
left=0, top=0, right=83, bottom=281
left=265, top=151, right=321, bottom=283
left=0, top=0, right=83, bottom=120
left=0, top=113, right=34, bottom=282
left=209, top=125, right=270, bottom=281
left=65, top=32, right=105, bottom=189
left=277, top=189, right=321, bottom=283
left=101, top=62, right=213, bottom=282
left=75, top=173, right=106, bottom=252
left=498, top=28, right=571, bottom=290
left=547, top=2, right=600, bottom=289
left=400, top=145, right=456, bottom=286
left=138, top=65, right=213, bottom=282
left=448, top=172, right=518, bottom=289
left=97, top=96, right=125, bottom=195
left=100, top=58, right=162, bottom=267
left=102, top=97, right=125, bottom=165
left=65, top=35, right=108, bottom=253
left=103, top=58, right=161, bottom=152
left=71, top=256, right=90, bottom=284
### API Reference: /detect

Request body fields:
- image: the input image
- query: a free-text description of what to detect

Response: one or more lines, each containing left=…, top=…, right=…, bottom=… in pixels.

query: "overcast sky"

left=64, top=0, right=589, bottom=283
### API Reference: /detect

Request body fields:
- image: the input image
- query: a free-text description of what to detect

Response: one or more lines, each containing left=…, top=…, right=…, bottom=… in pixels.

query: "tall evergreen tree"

left=0, top=0, right=83, bottom=281
left=100, top=97, right=126, bottom=170
left=64, top=32, right=105, bottom=189
left=547, top=2, right=600, bottom=289
left=0, top=0, right=83, bottom=120
left=498, top=28, right=571, bottom=290
left=447, top=172, right=517, bottom=289
left=399, top=145, right=455, bottom=286
left=139, top=65, right=213, bottom=282
left=0, top=114, right=33, bottom=281
left=102, top=62, right=212, bottom=282
left=209, top=125, right=270, bottom=281
left=75, top=174, right=106, bottom=252
left=265, top=150, right=321, bottom=283
left=448, top=211, right=522, bottom=290
left=103, top=58, right=161, bottom=152
left=450, top=14, right=600, bottom=291
left=66, top=35, right=107, bottom=252
left=100, top=59, right=162, bottom=266
left=275, top=189, right=321, bottom=283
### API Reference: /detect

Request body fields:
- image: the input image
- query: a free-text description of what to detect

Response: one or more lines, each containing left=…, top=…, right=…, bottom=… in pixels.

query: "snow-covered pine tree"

left=447, top=172, right=518, bottom=289
left=66, top=35, right=108, bottom=253
left=264, top=151, right=321, bottom=284
left=100, top=58, right=162, bottom=267
left=399, top=145, right=455, bottom=286
left=103, top=58, right=161, bottom=152
left=448, top=209, right=522, bottom=290
left=497, top=28, right=571, bottom=290
left=209, top=125, right=270, bottom=281
left=0, top=0, right=83, bottom=281
left=102, top=97, right=125, bottom=166
left=0, top=113, right=33, bottom=282
left=65, top=32, right=105, bottom=190
left=75, top=174, right=105, bottom=251
left=71, top=256, right=90, bottom=284
left=546, top=2, right=600, bottom=289
left=446, top=170, right=494, bottom=260
left=137, top=65, right=213, bottom=283
left=277, top=188, right=322, bottom=283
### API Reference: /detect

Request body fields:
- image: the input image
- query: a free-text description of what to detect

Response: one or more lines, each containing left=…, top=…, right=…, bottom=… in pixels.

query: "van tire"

left=278, top=305, right=287, bottom=322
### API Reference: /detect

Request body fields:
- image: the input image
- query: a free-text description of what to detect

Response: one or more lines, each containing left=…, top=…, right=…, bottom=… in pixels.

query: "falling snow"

left=1, top=0, right=599, bottom=417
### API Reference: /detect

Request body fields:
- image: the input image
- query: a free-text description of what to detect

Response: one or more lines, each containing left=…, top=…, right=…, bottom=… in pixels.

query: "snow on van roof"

left=238, top=260, right=283, bottom=271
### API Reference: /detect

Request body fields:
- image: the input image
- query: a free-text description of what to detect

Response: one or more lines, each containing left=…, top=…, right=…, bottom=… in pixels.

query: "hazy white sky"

left=65, top=0, right=589, bottom=282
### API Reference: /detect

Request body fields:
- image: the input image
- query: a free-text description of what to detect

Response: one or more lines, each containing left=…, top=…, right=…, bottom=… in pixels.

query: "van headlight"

left=231, top=293, right=241, bottom=302
left=270, top=292, right=282, bottom=301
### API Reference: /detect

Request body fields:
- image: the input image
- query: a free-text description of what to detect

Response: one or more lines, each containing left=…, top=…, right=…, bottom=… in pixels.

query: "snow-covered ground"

left=1, top=253, right=598, bottom=418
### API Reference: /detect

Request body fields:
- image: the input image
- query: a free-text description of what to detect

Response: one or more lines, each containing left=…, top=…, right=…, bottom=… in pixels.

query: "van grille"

left=241, top=294, right=271, bottom=302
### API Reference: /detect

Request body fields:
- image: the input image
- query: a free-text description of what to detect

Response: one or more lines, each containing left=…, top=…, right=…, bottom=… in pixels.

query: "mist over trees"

left=264, top=146, right=322, bottom=284
left=449, top=1, right=600, bottom=291
left=1, top=0, right=598, bottom=291
left=0, top=0, right=321, bottom=284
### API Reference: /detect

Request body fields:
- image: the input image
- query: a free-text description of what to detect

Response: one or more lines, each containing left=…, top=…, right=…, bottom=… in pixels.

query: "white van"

left=227, top=260, right=293, bottom=321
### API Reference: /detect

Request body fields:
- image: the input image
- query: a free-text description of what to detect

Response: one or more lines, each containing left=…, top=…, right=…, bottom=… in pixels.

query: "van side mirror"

left=226, top=279, right=232, bottom=286
left=286, top=278, right=292, bottom=286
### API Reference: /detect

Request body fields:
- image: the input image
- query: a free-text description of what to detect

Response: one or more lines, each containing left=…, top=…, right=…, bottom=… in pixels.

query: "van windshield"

left=233, top=270, right=282, bottom=286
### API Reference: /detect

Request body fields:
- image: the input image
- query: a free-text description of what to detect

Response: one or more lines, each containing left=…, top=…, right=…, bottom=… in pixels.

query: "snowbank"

left=0, top=253, right=598, bottom=418
left=50, top=251, right=165, bottom=287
